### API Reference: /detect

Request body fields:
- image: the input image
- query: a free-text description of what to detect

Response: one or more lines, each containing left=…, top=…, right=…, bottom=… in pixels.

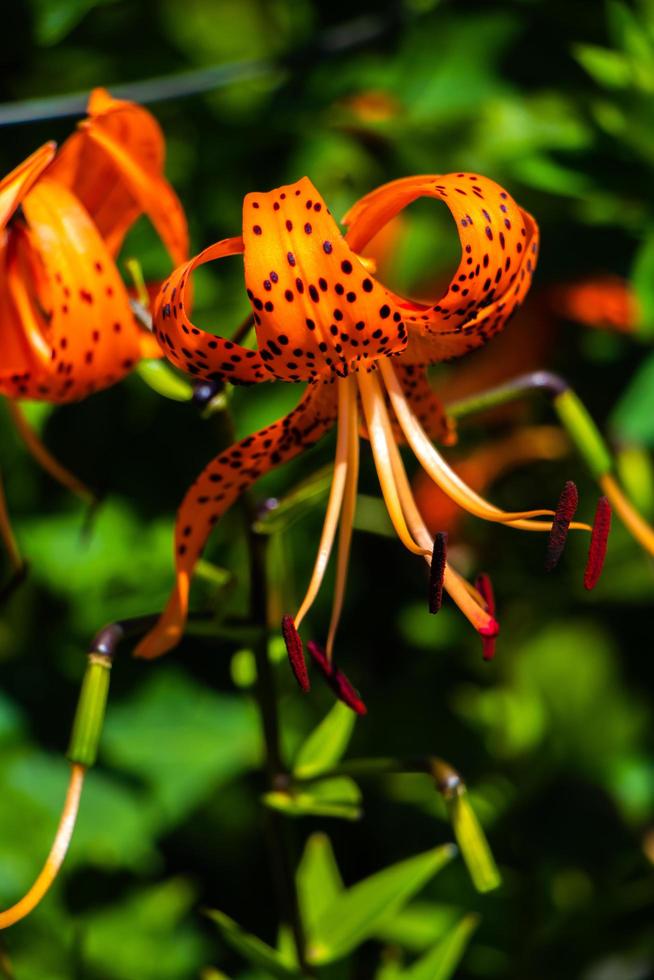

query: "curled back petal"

left=343, top=174, right=539, bottom=363
left=48, top=87, right=188, bottom=265
left=242, top=176, right=408, bottom=381
left=152, top=239, right=269, bottom=385
left=135, top=379, right=338, bottom=659
left=0, top=241, right=45, bottom=393
left=15, top=177, right=153, bottom=401
left=0, top=143, right=56, bottom=232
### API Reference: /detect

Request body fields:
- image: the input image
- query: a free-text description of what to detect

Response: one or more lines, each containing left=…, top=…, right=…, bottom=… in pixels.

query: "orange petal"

left=49, top=88, right=188, bottom=265
left=0, top=143, right=56, bottom=232
left=135, top=380, right=338, bottom=659
left=550, top=275, right=637, bottom=334
left=153, top=239, right=269, bottom=385
left=242, top=176, right=408, bottom=381
left=393, top=364, right=455, bottom=444
left=344, top=174, right=539, bottom=363
left=16, top=177, right=152, bottom=401
left=0, top=243, right=43, bottom=395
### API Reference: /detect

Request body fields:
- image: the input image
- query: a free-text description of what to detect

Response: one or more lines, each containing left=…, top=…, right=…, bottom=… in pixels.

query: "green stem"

left=446, top=370, right=613, bottom=478
left=212, top=395, right=311, bottom=974
left=246, top=508, right=312, bottom=975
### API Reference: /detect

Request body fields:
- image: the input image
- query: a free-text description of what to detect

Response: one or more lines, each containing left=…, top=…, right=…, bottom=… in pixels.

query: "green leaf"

left=373, top=901, right=463, bottom=953
left=631, top=228, right=654, bottom=339
left=264, top=777, right=362, bottom=821
left=83, top=879, right=208, bottom=980
left=30, top=0, right=115, bottom=45
left=403, top=913, right=479, bottom=980
left=296, top=833, right=344, bottom=933
left=103, top=668, right=260, bottom=825
left=307, top=844, right=457, bottom=964
left=573, top=44, right=632, bottom=88
left=293, top=701, right=357, bottom=779
left=610, top=350, right=654, bottom=444
left=136, top=360, right=193, bottom=402
left=446, top=791, right=501, bottom=893
left=205, top=909, right=300, bottom=979
left=252, top=465, right=332, bottom=534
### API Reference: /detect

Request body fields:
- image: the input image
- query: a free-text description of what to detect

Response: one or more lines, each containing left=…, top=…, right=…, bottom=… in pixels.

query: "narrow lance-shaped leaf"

left=433, top=760, right=501, bottom=893
left=403, top=913, right=480, bottom=980
left=296, top=833, right=344, bottom=934
left=293, top=701, right=357, bottom=779
left=204, top=909, right=301, bottom=979
left=308, top=844, right=457, bottom=965
left=446, top=790, right=501, bottom=894
left=264, top=777, right=362, bottom=821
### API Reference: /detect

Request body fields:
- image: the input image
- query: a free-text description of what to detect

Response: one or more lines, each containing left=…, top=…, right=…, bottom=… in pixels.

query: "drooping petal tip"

left=281, top=615, right=310, bottom=692
left=307, top=640, right=367, bottom=715
left=545, top=480, right=579, bottom=572
left=584, top=497, right=612, bottom=590
left=428, top=532, right=447, bottom=614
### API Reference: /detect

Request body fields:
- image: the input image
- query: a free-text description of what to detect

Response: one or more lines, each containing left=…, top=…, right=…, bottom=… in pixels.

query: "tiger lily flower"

left=135, top=171, right=601, bottom=689
left=0, top=89, right=188, bottom=578
left=0, top=87, right=187, bottom=404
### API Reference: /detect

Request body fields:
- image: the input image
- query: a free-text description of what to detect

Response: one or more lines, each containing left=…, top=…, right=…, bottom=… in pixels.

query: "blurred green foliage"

left=1, top=0, right=654, bottom=977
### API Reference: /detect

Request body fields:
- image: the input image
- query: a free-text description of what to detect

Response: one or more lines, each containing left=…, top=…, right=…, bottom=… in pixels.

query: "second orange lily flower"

left=0, top=87, right=188, bottom=403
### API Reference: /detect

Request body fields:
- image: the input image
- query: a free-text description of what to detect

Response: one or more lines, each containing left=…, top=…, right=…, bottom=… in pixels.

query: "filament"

left=357, top=370, right=427, bottom=556
left=7, top=402, right=95, bottom=505
left=325, top=378, right=360, bottom=660
left=294, top=377, right=353, bottom=630
left=379, top=360, right=589, bottom=532
left=0, top=763, right=85, bottom=929
left=0, top=472, right=22, bottom=573
left=361, top=372, right=497, bottom=636
left=599, top=473, right=654, bottom=558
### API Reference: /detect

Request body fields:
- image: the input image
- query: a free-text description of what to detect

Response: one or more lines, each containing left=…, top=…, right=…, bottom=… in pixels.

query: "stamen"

left=307, top=640, right=367, bottom=715
left=545, top=480, right=579, bottom=571
left=379, top=360, right=578, bottom=532
left=294, top=378, right=353, bottom=630
left=444, top=564, right=500, bottom=638
left=358, top=370, right=428, bottom=557
left=475, top=572, right=497, bottom=661
left=584, top=496, right=612, bottom=590
left=358, top=370, right=499, bottom=640
left=281, top=615, right=309, bottom=692
left=429, top=532, right=447, bottom=614
left=325, top=380, right=360, bottom=660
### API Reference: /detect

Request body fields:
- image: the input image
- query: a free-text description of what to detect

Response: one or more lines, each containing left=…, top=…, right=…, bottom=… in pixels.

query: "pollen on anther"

left=281, top=615, right=310, bottom=692
left=584, top=496, right=611, bottom=590
left=545, top=480, right=579, bottom=572
left=429, top=532, right=447, bottom=614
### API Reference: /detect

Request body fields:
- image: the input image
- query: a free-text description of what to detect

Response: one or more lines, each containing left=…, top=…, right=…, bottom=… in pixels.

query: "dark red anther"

left=545, top=480, right=579, bottom=572
left=475, top=572, right=498, bottom=661
left=429, top=532, right=447, bottom=614
left=475, top=572, right=495, bottom=616
left=281, top=615, right=310, bottom=692
left=584, top=496, right=611, bottom=590
left=307, top=640, right=367, bottom=715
